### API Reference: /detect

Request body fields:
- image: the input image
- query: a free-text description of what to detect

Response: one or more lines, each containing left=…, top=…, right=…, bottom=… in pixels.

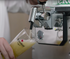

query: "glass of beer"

left=10, top=29, right=36, bottom=58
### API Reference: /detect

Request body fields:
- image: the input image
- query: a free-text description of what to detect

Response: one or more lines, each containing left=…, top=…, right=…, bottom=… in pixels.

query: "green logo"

left=57, top=0, right=70, bottom=5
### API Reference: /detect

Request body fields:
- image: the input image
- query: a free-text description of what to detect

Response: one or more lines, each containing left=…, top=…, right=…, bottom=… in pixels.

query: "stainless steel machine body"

left=31, top=6, right=70, bottom=59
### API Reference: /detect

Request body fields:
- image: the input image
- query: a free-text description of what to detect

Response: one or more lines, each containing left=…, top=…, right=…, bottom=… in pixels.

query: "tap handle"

left=37, top=0, right=46, bottom=5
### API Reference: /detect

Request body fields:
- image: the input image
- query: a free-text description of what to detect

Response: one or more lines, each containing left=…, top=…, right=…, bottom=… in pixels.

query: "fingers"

left=3, top=40, right=15, bottom=59
left=0, top=44, right=9, bottom=59
left=0, top=52, right=3, bottom=59
left=0, top=38, right=15, bottom=59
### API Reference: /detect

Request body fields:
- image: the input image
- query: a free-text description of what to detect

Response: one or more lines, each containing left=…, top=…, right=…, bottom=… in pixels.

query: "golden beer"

left=10, top=39, right=35, bottom=58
